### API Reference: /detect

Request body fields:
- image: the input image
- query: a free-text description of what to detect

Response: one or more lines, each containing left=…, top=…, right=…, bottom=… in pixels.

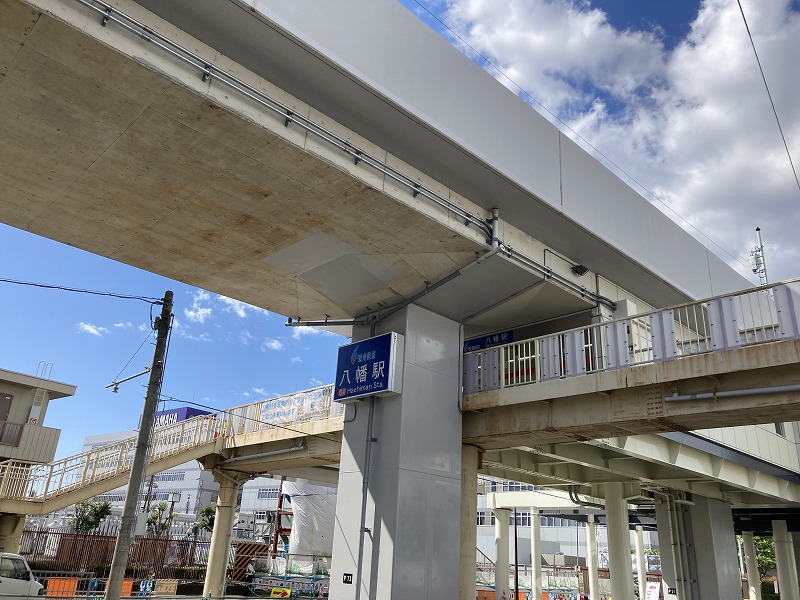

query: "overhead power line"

left=0, top=278, right=163, bottom=304
left=736, top=0, right=800, bottom=195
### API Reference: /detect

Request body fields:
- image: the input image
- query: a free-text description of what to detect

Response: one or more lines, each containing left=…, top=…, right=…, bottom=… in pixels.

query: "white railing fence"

left=464, top=280, right=800, bottom=393
left=0, top=385, right=341, bottom=503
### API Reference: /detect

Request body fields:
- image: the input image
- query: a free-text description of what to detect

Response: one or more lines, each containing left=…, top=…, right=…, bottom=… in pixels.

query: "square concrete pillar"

left=689, top=496, right=741, bottom=600
left=330, top=305, right=462, bottom=600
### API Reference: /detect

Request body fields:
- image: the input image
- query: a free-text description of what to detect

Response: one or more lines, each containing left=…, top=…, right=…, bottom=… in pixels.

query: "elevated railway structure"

left=0, top=282, right=798, bottom=597
left=2, top=0, right=800, bottom=597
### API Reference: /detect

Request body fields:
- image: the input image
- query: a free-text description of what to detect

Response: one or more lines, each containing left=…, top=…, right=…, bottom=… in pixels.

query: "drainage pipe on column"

left=586, top=515, right=599, bottom=600
left=635, top=525, right=647, bottom=600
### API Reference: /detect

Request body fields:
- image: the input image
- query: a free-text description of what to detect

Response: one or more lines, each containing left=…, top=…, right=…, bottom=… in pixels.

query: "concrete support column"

left=772, top=520, right=800, bottom=600
left=0, top=514, right=25, bottom=553
left=531, top=509, right=542, bottom=600
left=688, top=496, right=740, bottom=599
left=794, top=531, right=800, bottom=589
left=742, top=532, right=762, bottom=600
left=203, top=473, right=242, bottom=598
left=329, top=306, right=462, bottom=600
left=460, top=445, right=479, bottom=600
left=494, top=508, right=511, bottom=600
left=587, top=515, right=600, bottom=600
left=635, top=524, right=647, bottom=600
left=605, top=482, right=634, bottom=600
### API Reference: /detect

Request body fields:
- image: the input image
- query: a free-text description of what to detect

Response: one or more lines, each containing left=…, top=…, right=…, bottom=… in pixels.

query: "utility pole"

left=105, top=291, right=173, bottom=600
left=751, top=227, right=769, bottom=285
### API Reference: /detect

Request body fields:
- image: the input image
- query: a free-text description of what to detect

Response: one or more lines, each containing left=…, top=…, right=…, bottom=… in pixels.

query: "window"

left=257, top=488, right=279, bottom=499
left=775, top=422, right=786, bottom=437
left=254, top=511, right=267, bottom=522
left=95, top=492, right=125, bottom=502
left=139, top=492, right=180, bottom=503
left=0, top=557, right=29, bottom=580
left=476, top=511, right=496, bottom=526
left=153, top=471, right=186, bottom=482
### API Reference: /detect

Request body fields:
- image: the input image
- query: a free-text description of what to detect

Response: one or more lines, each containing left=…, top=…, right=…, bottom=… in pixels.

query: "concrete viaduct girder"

left=0, top=0, right=593, bottom=335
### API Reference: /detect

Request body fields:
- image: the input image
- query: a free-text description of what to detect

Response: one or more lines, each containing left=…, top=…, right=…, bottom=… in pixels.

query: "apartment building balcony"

left=0, top=420, right=60, bottom=465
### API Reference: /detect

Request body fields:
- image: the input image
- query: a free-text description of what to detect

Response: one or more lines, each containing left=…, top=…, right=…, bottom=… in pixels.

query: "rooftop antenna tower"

left=750, top=227, right=768, bottom=285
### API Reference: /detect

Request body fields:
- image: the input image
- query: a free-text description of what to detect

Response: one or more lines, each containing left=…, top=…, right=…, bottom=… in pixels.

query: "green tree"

left=146, top=501, right=171, bottom=537
left=197, top=504, right=216, bottom=533
left=69, top=499, right=112, bottom=532
left=754, top=536, right=776, bottom=579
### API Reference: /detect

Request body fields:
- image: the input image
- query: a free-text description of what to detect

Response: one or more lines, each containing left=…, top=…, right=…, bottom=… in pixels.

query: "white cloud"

left=77, top=322, right=108, bottom=337
left=435, top=0, right=800, bottom=282
left=253, top=387, right=267, bottom=396
left=309, top=377, right=323, bottom=387
left=113, top=322, right=133, bottom=329
left=217, top=295, right=249, bottom=318
left=179, top=331, right=211, bottom=342
left=291, top=356, right=302, bottom=363
left=291, top=326, right=336, bottom=340
left=184, top=290, right=213, bottom=324
left=240, top=330, right=254, bottom=345
left=261, top=338, right=284, bottom=351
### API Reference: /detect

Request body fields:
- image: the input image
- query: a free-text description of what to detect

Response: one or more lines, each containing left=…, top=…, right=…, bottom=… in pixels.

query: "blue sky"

left=2, top=0, right=799, bottom=460
left=0, top=224, right=345, bottom=458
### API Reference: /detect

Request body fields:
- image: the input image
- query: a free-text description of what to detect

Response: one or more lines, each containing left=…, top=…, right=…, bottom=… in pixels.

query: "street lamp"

left=168, top=492, right=180, bottom=535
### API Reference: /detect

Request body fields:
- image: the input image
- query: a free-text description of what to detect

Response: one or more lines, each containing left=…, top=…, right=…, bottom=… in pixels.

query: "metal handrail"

left=0, top=385, right=340, bottom=503
left=464, top=278, right=800, bottom=392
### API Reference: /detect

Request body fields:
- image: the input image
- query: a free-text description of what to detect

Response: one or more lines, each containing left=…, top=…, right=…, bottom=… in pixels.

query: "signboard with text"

left=463, top=329, right=514, bottom=353
left=334, top=332, right=404, bottom=403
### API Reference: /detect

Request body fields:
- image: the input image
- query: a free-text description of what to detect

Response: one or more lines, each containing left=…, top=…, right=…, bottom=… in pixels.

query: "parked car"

left=0, top=552, right=44, bottom=597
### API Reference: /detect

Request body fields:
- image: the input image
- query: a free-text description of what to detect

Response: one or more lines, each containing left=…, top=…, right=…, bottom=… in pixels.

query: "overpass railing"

left=0, top=385, right=340, bottom=504
left=464, top=280, right=800, bottom=393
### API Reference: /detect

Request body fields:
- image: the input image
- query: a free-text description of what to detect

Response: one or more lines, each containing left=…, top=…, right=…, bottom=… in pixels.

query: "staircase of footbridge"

left=3, top=281, right=800, bottom=517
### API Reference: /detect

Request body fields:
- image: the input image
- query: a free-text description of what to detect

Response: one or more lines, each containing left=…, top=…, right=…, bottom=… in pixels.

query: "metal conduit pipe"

left=285, top=244, right=505, bottom=329
left=503, top=247, right=617, bottom=311
left=218, top=442, right=306, bottom=465
left=665, top=383, right=800, bottom=402
left=75, top=0, right=493, bottom=240
left=568, top=485, right=605, bottom=509
left=651, top=489, right=688, bottom=600
left=86, top=0, right=618, bottom=321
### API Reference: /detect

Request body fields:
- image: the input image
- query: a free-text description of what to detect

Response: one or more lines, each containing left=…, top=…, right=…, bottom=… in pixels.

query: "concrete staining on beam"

left=0, top=0, right=491, bottom=321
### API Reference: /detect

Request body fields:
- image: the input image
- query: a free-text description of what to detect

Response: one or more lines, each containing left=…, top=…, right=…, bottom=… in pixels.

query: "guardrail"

left=0, top=385, right=341, bottom=504
left=464, top=279, right=800, bottom=393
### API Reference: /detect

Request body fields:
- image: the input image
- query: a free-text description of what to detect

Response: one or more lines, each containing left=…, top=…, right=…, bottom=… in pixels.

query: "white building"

left=75, top=408, right=220, bottom=528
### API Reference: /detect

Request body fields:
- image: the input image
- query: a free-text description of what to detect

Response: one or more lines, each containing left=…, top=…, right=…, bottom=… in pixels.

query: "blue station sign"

left=463, top=329, right=514, bottom=353
left=334, top=332, right=404, bottom=403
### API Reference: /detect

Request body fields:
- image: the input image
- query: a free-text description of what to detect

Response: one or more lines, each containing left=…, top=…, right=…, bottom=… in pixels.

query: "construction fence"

left=20, top=528, right=331, bottom=597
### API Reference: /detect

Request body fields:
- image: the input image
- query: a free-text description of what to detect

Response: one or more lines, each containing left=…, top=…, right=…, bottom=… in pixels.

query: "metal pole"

left=514, top=509, right=519, bottom=600
left=756, top=227, right=769, bottom=284
left=105, top=291, right=173, bottom=600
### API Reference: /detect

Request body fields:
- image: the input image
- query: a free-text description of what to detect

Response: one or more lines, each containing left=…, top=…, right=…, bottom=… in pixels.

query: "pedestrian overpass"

left=1, top=281, right=800, bottom=566
left=2, top=0, right=800, bottom=598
